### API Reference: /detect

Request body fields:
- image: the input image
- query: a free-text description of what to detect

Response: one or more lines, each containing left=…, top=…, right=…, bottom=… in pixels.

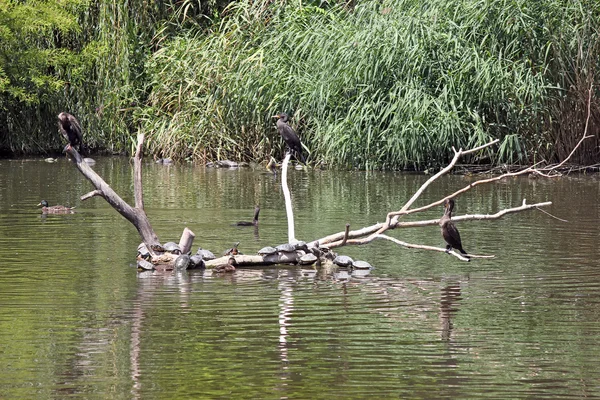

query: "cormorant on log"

left=58, top=112, right=87, bottom=156
left=235, top=205, right=260, bottom=226
left=439, top=198, right=469, bottom=259
left=273, top=113, right=306, bottom=163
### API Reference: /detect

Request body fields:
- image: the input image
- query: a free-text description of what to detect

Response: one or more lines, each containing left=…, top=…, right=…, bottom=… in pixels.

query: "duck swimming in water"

left=439, top=198, right=469, bottom=259
left=235, top=206, right=260, bottom=226
left=37, top=200, right=76, bottom=214
left=273, top=113, right=306, bottom=163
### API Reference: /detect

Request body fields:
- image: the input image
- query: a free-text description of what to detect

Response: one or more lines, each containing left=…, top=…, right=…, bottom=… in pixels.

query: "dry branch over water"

left=64, top=129, right=555, bottom=268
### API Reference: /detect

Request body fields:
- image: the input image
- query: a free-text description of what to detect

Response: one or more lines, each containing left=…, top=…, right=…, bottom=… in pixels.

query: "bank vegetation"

left=1, top=0, right=598, bottom=169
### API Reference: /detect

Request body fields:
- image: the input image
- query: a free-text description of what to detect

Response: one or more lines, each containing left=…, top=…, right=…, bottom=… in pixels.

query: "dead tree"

left=65, top=133, right=162, bottom=252
left=63, top=98, right=593, bottom=268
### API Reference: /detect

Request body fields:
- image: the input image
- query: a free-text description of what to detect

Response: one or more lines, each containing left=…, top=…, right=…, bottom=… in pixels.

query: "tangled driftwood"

left=63, top=102, right=594, bottom=269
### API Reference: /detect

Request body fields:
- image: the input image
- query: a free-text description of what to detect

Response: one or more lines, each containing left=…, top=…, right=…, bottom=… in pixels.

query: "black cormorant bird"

left=273, top=113, right=306, bottom=163
left=58, top=112, right=87, bottom=155
left=439, top=198, right=469, bottom=259
left=235, top=205, right=260, bottom=226
left=37, top=200, right=76, bottom=214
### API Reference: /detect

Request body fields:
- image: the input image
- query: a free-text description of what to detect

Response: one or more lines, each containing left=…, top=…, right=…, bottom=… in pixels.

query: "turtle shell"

left=137, top=243, right=151, bottom=260
left=276, top=243, right=296, bottom=253
left=196, top=248, right=216, bottom=261
left=333, top=255, right=354, bottom=267
left=137, top=259, right=155, bottom=271
left=352, top=260, right=373, bottom=270
left=292, top=241, right=308, bottom=251
left=189, top=255, right=205, bottom=269
left=174, top=254, right=190, bottom=270
left=163, top=242, right=182, bottom=255
left=299, top=253, right=318, bottom=265
left=258, top=246, right=278, bottom=256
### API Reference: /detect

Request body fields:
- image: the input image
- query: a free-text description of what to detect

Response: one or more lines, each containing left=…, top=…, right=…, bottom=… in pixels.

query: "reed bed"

left=137, top=0, right=599, bottom=169
left=3, top=0, right=598, bottom=169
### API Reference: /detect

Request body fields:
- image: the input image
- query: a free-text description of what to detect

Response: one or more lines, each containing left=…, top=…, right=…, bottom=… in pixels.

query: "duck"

left=235, top=206, right=260, bottom=226
left=37, top=200, right=76, bottom=214
left=439, top=198, right=469, bottom=259
left=213, top=256, right=236, bottom=273
left=223, top=242, right=240, bottom=256
left=273, top=113, right=306, bottom=163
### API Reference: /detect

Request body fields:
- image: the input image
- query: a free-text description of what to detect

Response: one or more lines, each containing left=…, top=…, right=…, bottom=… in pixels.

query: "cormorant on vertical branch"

left=235, top=205, right=260, bottom=226
left=273, top=112, right=306, bottom=163
left=439, top=198, right=470, bottom=259
left=58, top=112, right=87, bottom=156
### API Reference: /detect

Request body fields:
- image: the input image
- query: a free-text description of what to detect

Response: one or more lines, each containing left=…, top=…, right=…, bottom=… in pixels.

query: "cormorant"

left=273, top=113, right=306, bottom=163
left=37, top=200, right=76, bottom=214
left=235, top=205, right=260, bottom=226
left=58, top=112, right=87, bottom=155
left=439, top=198, right=469, bottom=259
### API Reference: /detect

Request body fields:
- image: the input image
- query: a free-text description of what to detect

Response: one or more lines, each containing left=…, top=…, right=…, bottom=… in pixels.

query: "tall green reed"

left=141, top=0, right=594, bottom=169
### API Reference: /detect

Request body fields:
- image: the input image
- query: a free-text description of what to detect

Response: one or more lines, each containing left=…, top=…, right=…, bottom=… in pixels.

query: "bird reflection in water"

left=439, top=283, right=462, bottom=341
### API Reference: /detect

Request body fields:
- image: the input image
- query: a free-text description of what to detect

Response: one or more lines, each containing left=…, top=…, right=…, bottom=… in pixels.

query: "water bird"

left=223, top=242, right=240, bottom=256
left=37, top=200, right=76, bottom=214
left=439, top=198, right=469, bottom=259
left=235, top=206, right=260, bottom=226
left=273, top=113, right=306, bottom=163
left=58, top=112, right=87, bottom=155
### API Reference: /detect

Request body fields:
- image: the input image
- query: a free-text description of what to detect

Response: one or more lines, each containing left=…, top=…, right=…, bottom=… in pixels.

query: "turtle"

left=333, top=255, right=354, bottom=267
left=189, top=255, right=205, bottom=269
left=174, top=254, right=190, bottom=270
left=292, top=241, right=309, bottom=251
left=163, top=242, right=181, bottom=255
left=276, top=243, right=297, bottom=253
left=196, top=248, right=216, bottom=261
left=258, top=246, right=278, bottom=256
left=352, top=260, right=374, bottom=270
left=223, top=242, right=240, bottom=256
left=151, top=243, right=165, bottom=253
left=137, top=259, right=155, bottom=271
left=137, top=243, right=151, bottom=260
left=299, top=253, right=318, bottom=265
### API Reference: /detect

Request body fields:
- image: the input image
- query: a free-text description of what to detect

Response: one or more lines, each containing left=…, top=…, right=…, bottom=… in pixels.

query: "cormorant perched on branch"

left=439, top=198, right=470, bottom=259
left=58, top=112, right=87, bottom=155
left=235, top=205, right=260, bottom=226
left=273, top=113, right=306, bottom=163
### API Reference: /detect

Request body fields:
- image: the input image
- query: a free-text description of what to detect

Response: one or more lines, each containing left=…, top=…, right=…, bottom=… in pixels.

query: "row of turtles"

left=137, top=242, right=215, bottom=271
left=137, top=239, right=373, bottom=272
left=257, top=241, right=373, bottom=270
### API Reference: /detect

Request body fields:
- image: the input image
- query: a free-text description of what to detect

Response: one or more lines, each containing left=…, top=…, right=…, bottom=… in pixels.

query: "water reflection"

left=439, top=282, right=463, bottom=341
left=1, top=158, right=600, bottom=398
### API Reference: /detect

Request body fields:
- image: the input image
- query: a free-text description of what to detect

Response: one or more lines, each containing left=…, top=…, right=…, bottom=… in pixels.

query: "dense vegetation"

left=1, top=0, right=598, bottom=169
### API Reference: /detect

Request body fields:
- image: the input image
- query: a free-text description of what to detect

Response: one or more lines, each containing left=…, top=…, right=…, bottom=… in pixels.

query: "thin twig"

left=535, top=207, right=568, bottom=222
left=543, top=83, right=594, bottom=173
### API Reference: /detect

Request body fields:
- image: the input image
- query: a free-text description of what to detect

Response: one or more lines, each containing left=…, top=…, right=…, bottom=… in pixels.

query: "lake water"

left=1, top=157, right=599, bottom=398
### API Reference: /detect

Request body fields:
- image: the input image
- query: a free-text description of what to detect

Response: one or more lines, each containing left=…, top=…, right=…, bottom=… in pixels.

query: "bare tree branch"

left=65, top=140, right=160, bottom=247
left=376, top=234, right=475, bottom=261
left=133, top=132, right=145, bottom=210
left=542, top=82, right=595, bottom=173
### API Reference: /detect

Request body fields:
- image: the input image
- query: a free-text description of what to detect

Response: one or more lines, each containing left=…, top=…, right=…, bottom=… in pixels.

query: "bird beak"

left=37, top=202, right=42, bottom=206
left=272, top=114, right=280, bottom=119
